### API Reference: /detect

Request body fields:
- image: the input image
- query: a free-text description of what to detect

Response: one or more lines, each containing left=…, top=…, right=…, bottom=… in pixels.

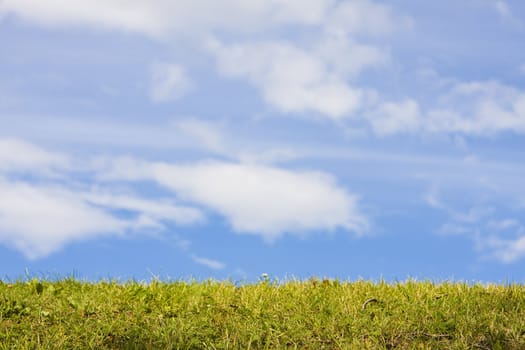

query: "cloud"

left=492, top=1, right=523, bottom=27
left=371, top=80, right=525, bottom=136
left=494, top=1, right=512, bottom=18
left=191, top=255, right=225, bottom=270
left=0, top=178, right=204, bottom=260
left=474, top=221, right=525, bottom=264
left=0, top=0, right=164, bottom=36
left=0, top=138, right=207, bottom=259
left=370, top=99, right=421, bottom=136
left=0, top=0, right=332, bottom=38
left=82, top=190, right=204, bottom=227
left=324, top=0, right=411, bottom=37
left=426, top=81, right=525, bottom=135
left=209, top=54, right=525, bottom=135
left=424, top=188, right=444, bottom=209
left=1, top=0, right=404, bottom=121
left=0, top=0, right=405, bottom=39
left=315, top=36, right=390, bottom=78
left=150, top=161, right=368, bottom=240
left=0, top=116, right=228, bottom=152
left=172, top=118, right=225, bottom=153
left=435, top=203, right=525, bottom=263
left=210, top=40, right=363, bottom=118
left=0, top=138, right=368, bottom=257
left=0, top=138, right=68, bottom=173
left=490, top=234, right=525, bottom=264
left=149, top=63, right=193, bottom=102
left=103, top=158, right=368, bottom=241
left=0, top=179, right=126, bottom=260
left=204, top=1, right=402, bottom=119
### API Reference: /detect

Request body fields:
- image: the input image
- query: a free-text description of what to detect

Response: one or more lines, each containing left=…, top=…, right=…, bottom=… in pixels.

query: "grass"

left=1, top=277, right=524, bottom=349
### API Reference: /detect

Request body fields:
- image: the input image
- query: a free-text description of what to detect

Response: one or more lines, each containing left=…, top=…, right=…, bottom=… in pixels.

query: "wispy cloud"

left=82, top=190, right=204, bottom=227
left=0, top=138, right=68, bottom=173
left=435, top=203, right=525, bottom=264
left=490, top=234, right=525, bottom=264
left=494, top=0, right=512, bottom=18
left=0, top=0, right=402, bottom=39
left=191, top=255, right=225, bottom=270
left=173, top=118, right=225, bottom=154
left=0, top=0, right=330, bottom=38
left=0, top=116, right=226, bottom=152
left=149, top=63, right=193, bottom=102
left=324, top=0, right=412, bottom=36
left=367, top=79, right=525, bottom=136
left=493, top=1, right=523, bottom=28
left=369, top=99, right=420, bottom=136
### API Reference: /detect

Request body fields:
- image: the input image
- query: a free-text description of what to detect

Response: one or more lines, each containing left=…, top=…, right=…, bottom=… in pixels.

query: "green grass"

left=1, top=278, right=524, bottom=349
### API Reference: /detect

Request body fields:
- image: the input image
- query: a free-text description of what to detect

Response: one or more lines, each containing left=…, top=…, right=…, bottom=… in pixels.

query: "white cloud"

left=210, top=40, right=363, bottom=118
left=473, top=222, right=525, bottom=264
left=100, top=157, right=369, bottom=240
left=491, top=234, right=525, bottom=264
left=147, top=161, right=368, bottom=241
left=426, top=81, right=525, bottom=135
left=0, top=139, right=208, bottom=259
left=149, top=63, right=193, bottom=102
left=0, top=179, right=126, bottom=260
left=0, top=0, right=332, bottom=38
left=0, top=116, right=229, bottom=152
left=434, top=202, right=525, bottom=263
left=1, top=0, right=405, bottom=121
left=315, top=36, right=390, bottom=78
left=0, top=0, right=405, bottom=39
left=0, top=138, right=368, bottom=257
left=0, top=177, right=204, bottom=260
left=373, top=80, right=525, bottom=137
left=325, top=0, right=410, bottom=37
left=0, top=0, right=163, bottom=36
left=83, top=190, right=204, bottom=226
left=191, top=255, right=225, bottom=270
left=370, top=99, right=421, bottom=136
left=204, top=1, right=400, bottom=119
left=0, top=138, right=68, bottom=173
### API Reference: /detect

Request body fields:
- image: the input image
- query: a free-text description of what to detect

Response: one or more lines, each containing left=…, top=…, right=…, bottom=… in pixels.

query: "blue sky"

left=1, top=0, right=525, bottom=282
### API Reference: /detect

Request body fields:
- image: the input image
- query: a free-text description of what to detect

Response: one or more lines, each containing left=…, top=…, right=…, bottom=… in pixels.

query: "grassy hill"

left=1, top=278, right=524, bottom=349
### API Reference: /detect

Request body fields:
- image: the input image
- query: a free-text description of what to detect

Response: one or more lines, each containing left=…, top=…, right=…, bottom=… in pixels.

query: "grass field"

left=1, top=278, right=524, bottom=349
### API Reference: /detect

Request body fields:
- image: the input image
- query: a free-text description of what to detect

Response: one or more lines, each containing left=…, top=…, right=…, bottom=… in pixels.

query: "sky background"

left=1, top=0, right=525, bottom=283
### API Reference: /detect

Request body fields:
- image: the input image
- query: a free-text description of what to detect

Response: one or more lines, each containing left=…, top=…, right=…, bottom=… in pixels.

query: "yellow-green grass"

left=1, top=278, right=524, bottom=349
